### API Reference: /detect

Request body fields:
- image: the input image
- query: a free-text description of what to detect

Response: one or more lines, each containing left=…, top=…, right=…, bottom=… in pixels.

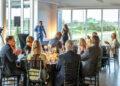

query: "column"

left=85, top=9, right=88, bottom=36
left=57, top=10, right=62, bottom=32
left=30, top=0, right=34, bottom=36
left=118, top=9, right=120, bottom=41
left=0, top=0, right=6, bottom=49
left=8, top=0, right=11, bottom=35
left=101, top=9, right=103, bottom=45
left=71, top=10, right=73, bottom=40
left=34, top=0, right=38, bottom=38
left=21, top=0, right=24, bottom=33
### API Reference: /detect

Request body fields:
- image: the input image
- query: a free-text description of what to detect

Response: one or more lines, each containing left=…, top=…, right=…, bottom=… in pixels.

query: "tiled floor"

left=99, top=49, right=120, bottom=86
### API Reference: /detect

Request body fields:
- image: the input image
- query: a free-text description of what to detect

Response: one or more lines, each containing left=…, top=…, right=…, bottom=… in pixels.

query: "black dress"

left=62, top=29, right=68, bottom=45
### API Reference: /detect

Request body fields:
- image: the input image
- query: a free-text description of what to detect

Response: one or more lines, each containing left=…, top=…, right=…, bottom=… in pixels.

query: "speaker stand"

left=0, top=33, right=5, bottom=45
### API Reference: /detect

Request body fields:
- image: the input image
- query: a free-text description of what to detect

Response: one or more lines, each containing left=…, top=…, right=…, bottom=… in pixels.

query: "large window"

left=62, top=10, right=72, bottom=34
left=24, top=0, right=30, bottom=34
left=87, top=9, right=101, bottom=39
left=103, top=9, right=118, bottom=44
left=72, top=10, right=86, bottom=40
left=6, top=0, right=31, bottom=48
left=11, top=0, right=21, bottom=47
left=58, top=9, right=120, bottom=45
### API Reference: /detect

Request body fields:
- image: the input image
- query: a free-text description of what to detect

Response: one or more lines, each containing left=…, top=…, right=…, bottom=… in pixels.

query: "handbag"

left=39, top=68, right=49, bottom=82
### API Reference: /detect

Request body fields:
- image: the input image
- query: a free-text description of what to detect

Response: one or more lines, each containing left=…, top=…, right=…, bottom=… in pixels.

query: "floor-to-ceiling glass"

left=24, top=0, right=30, bottom=34
left=62, top=10, right=72, bottom=35
left=87, top=9, right=101, bottom=39
left=58, top=9, right=120, bottom=45
left=11, top=0, right=21, bottom=47
left=72, top=10, right=86, bottom=40
left=103, top=9, right=118, bottom=45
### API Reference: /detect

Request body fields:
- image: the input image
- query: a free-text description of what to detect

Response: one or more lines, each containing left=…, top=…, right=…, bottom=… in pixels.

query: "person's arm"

left=68, top=29, right=71, bottom=40
left=56, top=56, right=62, bottom=71
left=81, top=48, right=89, bottom=61
left=77, top=46, right=81, bottom=54
left=35, top=25, right=38, bottom=32
left=42, top=26, right=47, bottom=37
left=61, top=28, right=64, bottom=35
left=42, top=55, right=47, bottom=68
left=6, top=48, right=17, bottom=62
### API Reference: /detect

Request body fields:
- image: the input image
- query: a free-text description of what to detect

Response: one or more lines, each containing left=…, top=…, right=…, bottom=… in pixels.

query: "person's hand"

left=16, top=64, right=20, bottom=68
left=104, top=41, right=109, bottom=44
left=12, top=47, right=16, bottom=54
left=45, top=35, right=47, bottom=38
left=87, top=35, right=91, bottom=39
left=38, top=32, right=41, bottom=34
left=15, top=49, right=23, bottom=56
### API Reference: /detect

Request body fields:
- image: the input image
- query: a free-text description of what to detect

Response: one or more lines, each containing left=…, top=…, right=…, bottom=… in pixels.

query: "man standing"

left=35, top=21, right=47, bottom=45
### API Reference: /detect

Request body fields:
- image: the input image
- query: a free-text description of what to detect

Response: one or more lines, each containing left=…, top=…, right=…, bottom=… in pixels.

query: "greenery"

left=62, top=18, right=120, bottom=43
left=6, top=19, right=30, bottom=48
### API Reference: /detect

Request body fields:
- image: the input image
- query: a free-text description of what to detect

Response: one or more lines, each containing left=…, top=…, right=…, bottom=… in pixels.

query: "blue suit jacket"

left=35, top=25, right=46, bottom=38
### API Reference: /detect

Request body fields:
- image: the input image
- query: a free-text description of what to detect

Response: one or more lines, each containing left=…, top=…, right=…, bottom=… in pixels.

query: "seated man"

left=55, top=40, right=81, bottom=86
left=49, top=32, right=62, bottom=53
left=0, top=36, right=26, bottom=85
left=81, top=36, right=102, bottom=76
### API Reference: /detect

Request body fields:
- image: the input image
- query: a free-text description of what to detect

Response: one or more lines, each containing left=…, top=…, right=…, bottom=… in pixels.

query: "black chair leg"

left=95, top=76, right=96, bottom=86
left=97, top=74, right=99, bottom=86
left=17, top=76, right=19, bottom=86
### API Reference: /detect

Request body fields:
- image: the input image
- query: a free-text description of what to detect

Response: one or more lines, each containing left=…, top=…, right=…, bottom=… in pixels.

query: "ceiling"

left=39, top=0, right=120, bottom=9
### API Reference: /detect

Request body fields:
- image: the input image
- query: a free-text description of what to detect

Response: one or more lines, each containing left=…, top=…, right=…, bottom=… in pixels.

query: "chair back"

left=28, top=54, right=43, bottom=69
left=96, top=56, right=101, bottom=73
left=64, top=60, right=80, bottom=86
left=27, top=54, right=44, bottom=82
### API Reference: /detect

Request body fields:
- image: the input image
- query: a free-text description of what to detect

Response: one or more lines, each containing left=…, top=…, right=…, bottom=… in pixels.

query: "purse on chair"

left=39, top=68, right=49, bottom=82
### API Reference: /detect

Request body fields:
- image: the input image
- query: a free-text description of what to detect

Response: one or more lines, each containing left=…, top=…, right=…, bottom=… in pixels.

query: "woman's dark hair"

left=64, top=24, right=69, bottom=32
left=6, top=36, right=14, bottom=43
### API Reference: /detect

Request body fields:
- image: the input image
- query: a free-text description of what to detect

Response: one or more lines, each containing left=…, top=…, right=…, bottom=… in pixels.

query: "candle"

left=48, top=44, right=51, bottom=48
left=44, top=45, right=48, bottom=50
left=53, top=47, right=57, bottom=51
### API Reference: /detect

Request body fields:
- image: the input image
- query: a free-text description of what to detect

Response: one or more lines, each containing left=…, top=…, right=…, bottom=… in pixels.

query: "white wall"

left=37, top=2, right=58, bottom=40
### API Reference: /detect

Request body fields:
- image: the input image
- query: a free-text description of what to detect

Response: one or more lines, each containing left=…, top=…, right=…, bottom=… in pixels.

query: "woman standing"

left=104, top=33, right=119, bottom=57
left=62, top=24, right=71, bottom=45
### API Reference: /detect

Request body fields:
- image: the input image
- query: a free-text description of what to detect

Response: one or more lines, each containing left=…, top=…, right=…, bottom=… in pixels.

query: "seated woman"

left=77, top=38, right=87, bottom=55
left=23, top=36, right=34, bottom=55
left=81, top=36, right=102, bottom=76
left=27, top=40, right=47, bottom=80
left=104, top=33, right=119, bottom=57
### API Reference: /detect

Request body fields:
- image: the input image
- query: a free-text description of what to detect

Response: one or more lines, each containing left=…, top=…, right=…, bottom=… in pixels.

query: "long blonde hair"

left=31, top=40, right=42, bottom=55
left=79, top=38, right=86, bottom=48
